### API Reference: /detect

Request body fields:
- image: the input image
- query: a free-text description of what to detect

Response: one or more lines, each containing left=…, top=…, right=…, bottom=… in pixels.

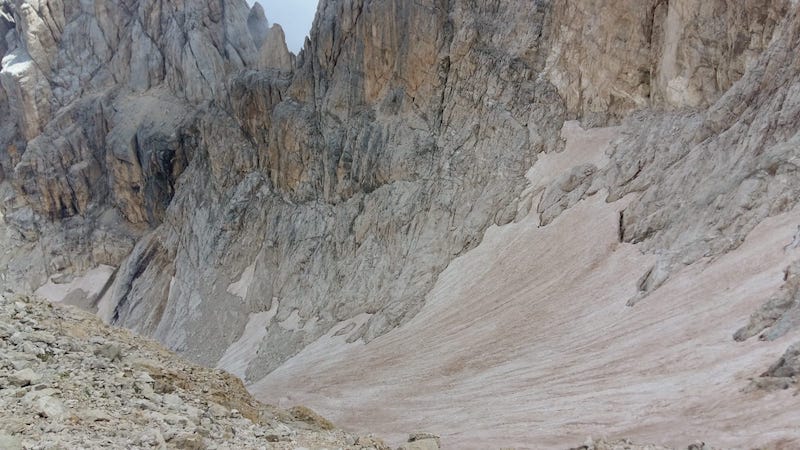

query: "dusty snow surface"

left=242, top=123, right=800, bottom=449
left=35, top=265, right=115, bottom=306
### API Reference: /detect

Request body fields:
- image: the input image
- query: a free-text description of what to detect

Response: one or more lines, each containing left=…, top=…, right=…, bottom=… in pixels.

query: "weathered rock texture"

left=0, top=0, right=270, bottom=294
left=259, top=24, right=293, bottom=70
left=735, top=260, right=800, bottom=342
left=544, top=0, right=789, bottom=123
left=1, top=0, right=800, bottom=416
left=249, top=123, right=800, bottom=448
left=0, top=293, right=395, bottom=449
left=103, top=0, right=569, bottom=380
left=603, top=4, right=800, bottom=301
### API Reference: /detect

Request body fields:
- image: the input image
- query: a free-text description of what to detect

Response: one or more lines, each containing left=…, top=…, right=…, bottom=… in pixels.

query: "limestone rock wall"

left=604, top=5, right=800, bottom=299
left=108, top=0, right=568, bottom=378
left=0, top=0, right=798, bottom=382
left=0, top=0, right=284, bottom=292
left=544, top=0, right=790, bottom=124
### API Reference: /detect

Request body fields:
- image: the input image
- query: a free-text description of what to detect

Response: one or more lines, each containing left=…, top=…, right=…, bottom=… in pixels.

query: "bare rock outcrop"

left=544, top=0, right=789, bottom=124
left=530, top=3, right=800, bottom=305
left=737, top=259, right=800, bottom=393
left=104, top=0, right=568, bottom=381
left=258, top=24, right=294, bottom=70
left=248, top=2, right=270, bottom=48
left=763, top=341, right=800, bottom=379
left=735, top=260, right=800, bottom=342
left=747, top=340, right=800, bottom=392
left=0, top=0, right=269, bottom=293
left=569, top=438, right=679, bottom=450
left=605, top=7, right=800, bottom=301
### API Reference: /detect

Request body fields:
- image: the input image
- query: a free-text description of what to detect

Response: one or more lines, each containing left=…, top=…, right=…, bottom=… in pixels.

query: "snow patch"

left=35, top=265, right=115, bottom=304
left=251, top=123, right=800, bottom=448
left=279, top=309, right=303, bottom=331
left=1, top=49, right=34, bottom=77
left=525, top=120, right=618, bottom=189
left=227, top=262, right=255, bottom=300
left=216, top=300, right=279, bottom=380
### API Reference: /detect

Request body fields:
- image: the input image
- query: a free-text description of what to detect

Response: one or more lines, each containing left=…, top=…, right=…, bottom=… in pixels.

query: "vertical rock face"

left=247, top=2, right=269, bottom=48
left=544, top=0, right=789, bottom=124
left=258, top=24, right=293, bottom=70
left=648, top=0, right=787, bottom=108
left=0, top=0, right=799, bottom=388
left=108, top=0, right=568, bottom=377
left=603, top=4, right=800, bottom=297
left=0, top=0, right=284, bottom=292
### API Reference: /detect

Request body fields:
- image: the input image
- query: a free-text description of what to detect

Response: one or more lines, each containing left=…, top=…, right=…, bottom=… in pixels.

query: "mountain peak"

left=247, top=1, right=269, bottom=47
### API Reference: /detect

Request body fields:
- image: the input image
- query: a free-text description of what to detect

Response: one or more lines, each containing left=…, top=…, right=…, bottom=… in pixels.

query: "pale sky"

left=248, top=0, right=319, bottom=52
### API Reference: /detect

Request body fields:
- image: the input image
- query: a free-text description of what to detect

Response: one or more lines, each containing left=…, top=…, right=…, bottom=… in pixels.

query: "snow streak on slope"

left=247, top=124, right=800, bottom=449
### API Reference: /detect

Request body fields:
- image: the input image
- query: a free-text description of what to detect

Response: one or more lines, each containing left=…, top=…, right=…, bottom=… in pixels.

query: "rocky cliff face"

left=545, top=0, right=788, bottom=122
left=0, top=0, right=264, bottom=292
left=1, top=0, right=799, bottom=435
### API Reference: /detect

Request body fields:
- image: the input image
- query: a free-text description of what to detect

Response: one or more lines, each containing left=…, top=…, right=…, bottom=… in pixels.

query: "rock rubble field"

left=0, top=294, right=399, bottom=449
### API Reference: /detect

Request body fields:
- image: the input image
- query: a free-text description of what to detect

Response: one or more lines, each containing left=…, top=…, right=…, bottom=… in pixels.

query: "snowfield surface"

left=243, top=123, right=800, bottom=449
left=35, top=265, right=115, bottom=306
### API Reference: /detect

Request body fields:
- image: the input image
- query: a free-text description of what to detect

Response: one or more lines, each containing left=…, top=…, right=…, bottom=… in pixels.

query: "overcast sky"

left=247, top=0, right=318, bottom=52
